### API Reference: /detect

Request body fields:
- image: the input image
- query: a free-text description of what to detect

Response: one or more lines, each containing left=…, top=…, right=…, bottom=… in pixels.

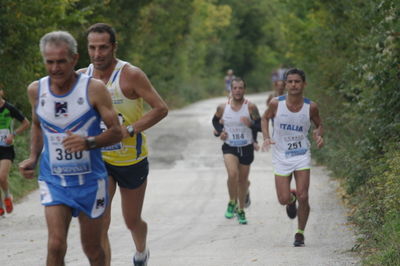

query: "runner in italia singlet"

left=36, top=73, right=106, bottom=187
left=222, top=99, right=253, bottom=147
left=272, top=95, right=311, bottom=166
left=86, top=60, right=148, bottom=166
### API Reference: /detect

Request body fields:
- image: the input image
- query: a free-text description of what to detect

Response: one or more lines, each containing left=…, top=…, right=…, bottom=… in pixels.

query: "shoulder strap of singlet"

left=278, top=95, right=286, bottom=101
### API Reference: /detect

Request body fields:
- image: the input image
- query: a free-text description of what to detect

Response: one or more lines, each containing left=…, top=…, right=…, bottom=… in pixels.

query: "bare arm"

left=121, top=65, right=168, bottom=135
left=261, top=99, right=278, bottom=151
left=248, top=103, right=261, bottom=149
left=19, top=82, right=43, bottom=178
left=14, top=118, right=30, bottom=135
left=62, top=79, right=122, bottom=152
left=310, top=102, right=324, bottom=148
left=5, top=118, right=30, bottom=145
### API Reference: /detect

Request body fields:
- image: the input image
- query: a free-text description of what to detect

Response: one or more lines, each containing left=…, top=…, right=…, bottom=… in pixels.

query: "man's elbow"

left=158, top=104, right=169, bottom=119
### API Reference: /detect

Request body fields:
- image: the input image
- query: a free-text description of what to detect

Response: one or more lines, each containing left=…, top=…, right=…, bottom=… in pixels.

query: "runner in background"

left=0, top=88, right=30, bottom=216
left=213, top=77, right=261, bottom=224
left=267, top=68, right=287, bottom=107
left=224, top=69, right=236, bottom=97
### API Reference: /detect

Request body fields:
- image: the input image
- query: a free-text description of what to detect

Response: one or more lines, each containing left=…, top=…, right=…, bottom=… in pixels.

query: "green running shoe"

left=225, top=202, right=236, bottom=219
left=237, top=209, right=247, bottom=224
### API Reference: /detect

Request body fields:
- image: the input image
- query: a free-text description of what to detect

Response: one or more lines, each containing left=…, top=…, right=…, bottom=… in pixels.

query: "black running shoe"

left=286, top=190, right=297, bottom=219
left=293, top=232, right=305, bottom=247
left=244, top=191, right=251, bottom=208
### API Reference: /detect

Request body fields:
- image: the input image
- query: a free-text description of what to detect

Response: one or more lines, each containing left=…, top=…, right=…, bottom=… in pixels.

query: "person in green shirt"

left=0, top=88, right=30, bottom=216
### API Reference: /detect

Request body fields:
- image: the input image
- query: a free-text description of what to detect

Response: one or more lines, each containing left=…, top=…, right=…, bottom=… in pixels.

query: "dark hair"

left=231, top=77, right=246, bottom=89
left=284, top=68, right=306, bottom=82
left=86, top=23, right=117, bottom=44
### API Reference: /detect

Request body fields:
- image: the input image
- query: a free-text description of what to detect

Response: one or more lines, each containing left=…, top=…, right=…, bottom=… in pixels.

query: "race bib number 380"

left=48, top=132, right=91, bottom=175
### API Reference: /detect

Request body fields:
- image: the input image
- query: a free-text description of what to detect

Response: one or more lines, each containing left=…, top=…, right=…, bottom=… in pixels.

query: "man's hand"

left=262, top=138, right=275, bottom=152
left=240, top=117, right=253, bottom=127
left=313, top=129, right=324, bottom=148
left=62, top=131, right=87, bottom=152
left=5, top=134, right=14, bottom=145
left=220, top=131, right=228, bottom=141
left=253, top=142, right=260, bottom=151
left=19, top=158, right=37, bottom=179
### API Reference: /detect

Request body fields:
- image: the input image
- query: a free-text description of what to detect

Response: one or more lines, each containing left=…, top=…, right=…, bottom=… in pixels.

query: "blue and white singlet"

left=36, top=73, right=107, bottom=187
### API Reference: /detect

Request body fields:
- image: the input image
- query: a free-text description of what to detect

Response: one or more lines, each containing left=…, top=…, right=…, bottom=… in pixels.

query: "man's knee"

left=277, top=194, right=291, bottom=205
left=48, top=236, right=67, bottom=256
left=82, top=240, right=104, bottom=259
left=0, top=173, right=8, bottom=182
left=297, top=191, right=309, bottom=204
left=227, top=171, right=239, bottom=181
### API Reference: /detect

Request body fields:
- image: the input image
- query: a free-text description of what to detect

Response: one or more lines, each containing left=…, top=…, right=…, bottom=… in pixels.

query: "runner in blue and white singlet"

left=272, top=95, right=311, bottom=176
left=36, top=73, right=106, bottom=188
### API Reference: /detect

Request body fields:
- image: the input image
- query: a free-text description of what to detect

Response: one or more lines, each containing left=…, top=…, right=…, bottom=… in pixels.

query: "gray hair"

left=39, top=31, right=78, bottom=57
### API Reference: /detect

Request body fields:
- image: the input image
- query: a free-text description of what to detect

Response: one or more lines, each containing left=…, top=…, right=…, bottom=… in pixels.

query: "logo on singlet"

left=77, top=97, right=84, bottom=105
left=55, top=102, right=68, bottom=118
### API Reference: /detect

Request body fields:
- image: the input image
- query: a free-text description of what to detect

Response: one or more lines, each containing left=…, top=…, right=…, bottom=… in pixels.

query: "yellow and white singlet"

left=86, top=60, right=148, bottom=166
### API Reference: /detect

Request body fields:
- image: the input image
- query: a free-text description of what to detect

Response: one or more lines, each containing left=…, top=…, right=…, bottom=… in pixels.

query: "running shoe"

left=244, top=191, right=251, bottom=208
left=0, top=207, right=4, bottom=217
left=237, top=209, right=247, bottom=224
left=4, top=196, right=13, bottom=214
left=225, top=201, right=236, bottom=219
left=286, top=190, right=297, bottom=219
left=293, top=232, right=305, bottom=247
left=133, top=249, right=149, bottom=266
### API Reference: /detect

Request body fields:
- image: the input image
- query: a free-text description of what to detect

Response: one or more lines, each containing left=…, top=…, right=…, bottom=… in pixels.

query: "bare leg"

left=45, top=205, right=72, bottom=266
left=103, top=176, right=117, bottom=266
left=79, top=212, right=106, bottom=266
left=223, top=154, right=240, bottom=202
left=0, top=159, right=12, bottom=197
left=294, top=170, right=310, bottom=231
left=120, top=179, right=148, bottom=253
left=237, top=164, right=250, bottom=209
left=274, top=174, right=293, bottom=205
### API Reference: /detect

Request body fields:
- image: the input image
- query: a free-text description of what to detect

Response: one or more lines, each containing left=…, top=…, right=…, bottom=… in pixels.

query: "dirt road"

left=0, top=93, right=359, bottom=265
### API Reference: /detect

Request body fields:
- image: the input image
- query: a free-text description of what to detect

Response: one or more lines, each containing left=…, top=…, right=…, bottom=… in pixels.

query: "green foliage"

left=280, top=0, right=400, bottom=263
left=9, top=133, right=38, bottom=200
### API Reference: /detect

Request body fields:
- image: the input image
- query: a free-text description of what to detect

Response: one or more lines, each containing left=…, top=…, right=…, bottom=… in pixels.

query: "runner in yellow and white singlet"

left=80, top=23, right=168, bottom=266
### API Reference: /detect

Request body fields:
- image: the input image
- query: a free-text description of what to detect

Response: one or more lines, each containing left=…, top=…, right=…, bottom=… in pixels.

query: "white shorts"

left=272, top=153, right=311, bottom=176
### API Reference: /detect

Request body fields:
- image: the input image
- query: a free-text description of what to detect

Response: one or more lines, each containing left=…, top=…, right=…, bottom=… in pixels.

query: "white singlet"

left=222, top=99, right=253, bottom=147
left=272, top=95, right=311, bottom=176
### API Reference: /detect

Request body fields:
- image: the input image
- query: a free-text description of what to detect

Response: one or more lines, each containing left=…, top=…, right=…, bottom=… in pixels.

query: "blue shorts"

left=38, top=178, right=108, bottom=218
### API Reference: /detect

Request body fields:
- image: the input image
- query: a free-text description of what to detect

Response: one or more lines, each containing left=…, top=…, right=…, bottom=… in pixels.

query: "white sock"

left=135, top=248, right=148, bottom=261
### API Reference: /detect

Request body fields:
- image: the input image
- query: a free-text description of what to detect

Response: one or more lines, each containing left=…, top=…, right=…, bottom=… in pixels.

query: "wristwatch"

left=85, top=136, right=97, bottom=149
left=126, top=125, right=135, bottom=137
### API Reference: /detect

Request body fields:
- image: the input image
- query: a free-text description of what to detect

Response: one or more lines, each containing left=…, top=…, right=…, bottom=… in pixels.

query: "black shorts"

left=0, top=146, right=15, bottom=161
left=105, top=158, right=149, bottom=189
left=222, top=143, right=254, bottom=165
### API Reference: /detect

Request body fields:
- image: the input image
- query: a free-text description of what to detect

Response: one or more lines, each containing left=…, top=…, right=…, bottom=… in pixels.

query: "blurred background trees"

left=2, top=0, right=400, bottom=263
